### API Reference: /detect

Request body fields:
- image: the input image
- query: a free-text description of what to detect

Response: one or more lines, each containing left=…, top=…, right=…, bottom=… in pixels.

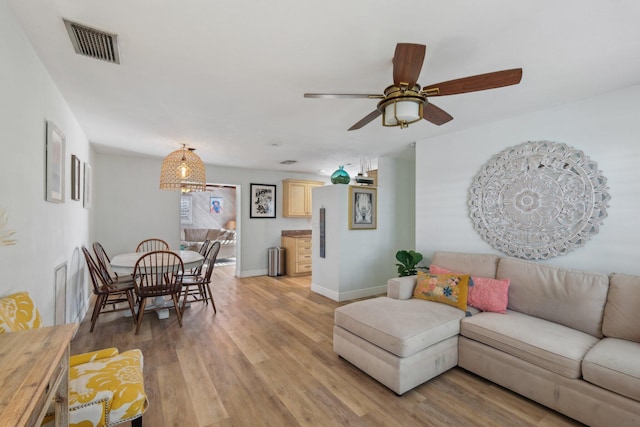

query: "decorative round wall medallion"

left=468, top=141, right=611, bottom=259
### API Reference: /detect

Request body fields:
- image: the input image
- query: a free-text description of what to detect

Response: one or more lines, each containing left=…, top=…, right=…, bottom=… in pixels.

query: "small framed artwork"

left=54, top=262, right=67, bottom=325
left=349, top=186, right=377, bottom=230
left=83, top=162, right=93, bottom=208
left=46, top=120, right=65, bottom=203
left=210, top=196, right=223, bottom=214
left=71, top=154, right=81, bottom=200
left=180, top=195, right=192, bottom=224
left=250, top=183, right=276, bottom=218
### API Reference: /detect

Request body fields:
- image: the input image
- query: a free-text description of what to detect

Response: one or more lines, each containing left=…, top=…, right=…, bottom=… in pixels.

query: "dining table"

left=110, top=250, right=204, bottom=319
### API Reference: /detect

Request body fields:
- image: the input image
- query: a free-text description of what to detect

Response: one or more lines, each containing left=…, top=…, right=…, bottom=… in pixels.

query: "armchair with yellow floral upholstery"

left=0, top=292, right=148, bottom=427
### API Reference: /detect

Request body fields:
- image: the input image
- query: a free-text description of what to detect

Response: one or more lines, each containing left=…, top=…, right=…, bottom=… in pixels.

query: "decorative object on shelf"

left=469, top=140, right=611, bottom=259
left=160, top=144, right=206, bottom=192
left=71, top=154, right=81, bottom=201
left=355, top=158, right=375, bottom=185
left=46, top=120, right=65, bottom=203
left=225, top=219, right=237, bottom=230
left=330, top=166, right=350, bottom=184
left=349, top=186, right=377, bottom=230
left=354, top=174, right=374, bottom=185
left=0, top=208, right=16, bottom=246
left=250, top=183, right=276, bottom=218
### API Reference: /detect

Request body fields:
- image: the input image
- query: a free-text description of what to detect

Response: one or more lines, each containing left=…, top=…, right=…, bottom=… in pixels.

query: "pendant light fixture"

left=159, top=144, right=206, bottom=192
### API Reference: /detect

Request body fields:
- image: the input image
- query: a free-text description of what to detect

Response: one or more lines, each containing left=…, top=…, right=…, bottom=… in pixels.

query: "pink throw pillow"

left=429, top=264, right=510, bottom=314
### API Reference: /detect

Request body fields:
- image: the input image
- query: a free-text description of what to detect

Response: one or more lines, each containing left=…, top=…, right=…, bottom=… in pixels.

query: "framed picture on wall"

left=250, top=183, right=276, bottom=218
left=349, top=186, right=377, bottom=230
left=180, top=195, right=192, bottom=224
left=71, top=154, right=81, bottom=201
left=46, top=120, right=65, bottom=203
left=210, top=196, right=223, bottom=214
left=83, top=162, right=93, bottom=208
left=54, top=262, right=67, bottom=325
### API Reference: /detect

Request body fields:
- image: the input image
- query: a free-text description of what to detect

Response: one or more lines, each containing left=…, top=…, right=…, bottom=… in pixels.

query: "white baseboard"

left=238, top=268, right=268, bottom=278
left=310, top=283, right=387, bottom=302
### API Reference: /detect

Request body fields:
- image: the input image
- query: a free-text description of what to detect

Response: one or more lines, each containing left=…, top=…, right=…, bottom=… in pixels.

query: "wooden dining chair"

left=198, top=239, right=211, bottom=256
left=132, top=250, right=184, bottom=335
left=181, top=241, right=221, bottom=313
left=186, top=238, right=210, bottom=275
left=93, top=241, right=134, bottom=285
left=136, top=238, right=170, bottom=253
left=82, top=246, right=137, bottom=332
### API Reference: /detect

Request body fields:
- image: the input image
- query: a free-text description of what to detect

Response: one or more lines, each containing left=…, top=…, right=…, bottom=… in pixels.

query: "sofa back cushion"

left=0, top=292, right=42, bottom=333
left=603, top=273, right=640, bottom=342
left=497, top=257, right=609, bottom=338
left=431, top=252, right=499, bottom=279
left=183, top=228, right=210, bottom=242
left=206, top=229, right=227, bottom=241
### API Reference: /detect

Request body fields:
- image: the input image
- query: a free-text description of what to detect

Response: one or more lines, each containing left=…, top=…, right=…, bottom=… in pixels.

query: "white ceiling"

left=8, top=0, right=640, bottom=177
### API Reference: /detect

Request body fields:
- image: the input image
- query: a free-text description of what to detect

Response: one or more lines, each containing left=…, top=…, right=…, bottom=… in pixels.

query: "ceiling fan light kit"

left=304, top=43, right=522, bottom=131
left=379, top=85, right=425, bottom=128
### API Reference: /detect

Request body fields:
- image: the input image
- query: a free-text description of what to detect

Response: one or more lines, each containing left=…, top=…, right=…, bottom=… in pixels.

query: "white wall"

left=0, top=0, right=92, bottom=325
left=94, top=151, right=330, bottom=277
left=311, top=156, right=415, bottom=300
left=415, top=85, right=640, bottom=275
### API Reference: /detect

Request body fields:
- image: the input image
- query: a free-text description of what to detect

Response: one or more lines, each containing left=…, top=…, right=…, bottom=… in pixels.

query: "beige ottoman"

left=334, top=296, right=467, bottom=394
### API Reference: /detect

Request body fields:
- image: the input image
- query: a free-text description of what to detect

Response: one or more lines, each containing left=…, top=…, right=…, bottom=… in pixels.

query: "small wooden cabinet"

left=281, top=235, right=312, bottom=276
left=282, top=179, right=324, bottom=217
left=0, top=324, right=77, bottom=427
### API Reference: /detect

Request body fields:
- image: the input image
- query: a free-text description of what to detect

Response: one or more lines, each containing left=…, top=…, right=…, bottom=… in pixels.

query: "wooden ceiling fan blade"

left=348, top=110, right=382, bottom=131
left=392, top=43, right=426, bottom=88
left=423, top=102, right=453, bottom=125
left=304, top=93, right=383, bottom=99
left=423, top=68, right=522, bottom=96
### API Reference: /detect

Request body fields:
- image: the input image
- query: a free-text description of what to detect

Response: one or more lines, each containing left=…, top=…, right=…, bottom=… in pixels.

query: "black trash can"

left=268, top=247, right=286, bottom=276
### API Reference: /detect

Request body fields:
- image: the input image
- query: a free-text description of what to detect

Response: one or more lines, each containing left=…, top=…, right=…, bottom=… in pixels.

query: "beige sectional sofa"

left=333, top=251, right=640, bottom=427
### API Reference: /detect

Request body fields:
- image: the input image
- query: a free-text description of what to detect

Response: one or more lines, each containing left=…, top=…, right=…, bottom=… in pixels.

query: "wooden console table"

left=0, top=324, right=77, bottom=426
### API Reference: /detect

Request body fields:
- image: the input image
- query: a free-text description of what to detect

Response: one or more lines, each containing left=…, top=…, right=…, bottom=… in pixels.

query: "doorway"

left=180, top=184, right=238, bottom=268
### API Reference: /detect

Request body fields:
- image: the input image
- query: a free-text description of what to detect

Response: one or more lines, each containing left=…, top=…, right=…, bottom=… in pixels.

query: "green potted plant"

left=395, top=250, right=425, bottom=277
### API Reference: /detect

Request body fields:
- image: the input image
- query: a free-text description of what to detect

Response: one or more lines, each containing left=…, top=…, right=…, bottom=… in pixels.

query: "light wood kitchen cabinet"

left=282, top=179, right=324, bottom=217
left=281, top=235, right=312, bottom=276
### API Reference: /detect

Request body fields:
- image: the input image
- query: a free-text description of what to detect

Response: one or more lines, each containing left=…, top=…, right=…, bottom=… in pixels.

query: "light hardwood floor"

left=71, top=266, right=584, bottom=427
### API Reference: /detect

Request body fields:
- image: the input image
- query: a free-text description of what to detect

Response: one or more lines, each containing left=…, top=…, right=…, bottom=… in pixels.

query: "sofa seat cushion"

left=334, top=296, right=466, bottom=358
left=461, top=310, right=599, bottom=378
left=583, top=337, right=640, bottom=401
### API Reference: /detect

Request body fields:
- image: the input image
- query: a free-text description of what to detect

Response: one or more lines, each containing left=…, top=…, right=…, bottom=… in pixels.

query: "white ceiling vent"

left=63, top=19, right=120, bottom=64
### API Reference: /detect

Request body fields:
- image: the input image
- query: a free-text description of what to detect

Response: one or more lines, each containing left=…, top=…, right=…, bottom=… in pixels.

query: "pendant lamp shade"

left=159, top=144, right=207, bottom=192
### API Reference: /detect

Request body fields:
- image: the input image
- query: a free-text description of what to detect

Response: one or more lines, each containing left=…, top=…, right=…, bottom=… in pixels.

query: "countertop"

left=281, top=229, right=311, bottom=237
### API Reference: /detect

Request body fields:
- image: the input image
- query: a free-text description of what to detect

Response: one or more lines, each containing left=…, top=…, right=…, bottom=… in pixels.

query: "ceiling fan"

left=304, top=43, right=522, bottom=130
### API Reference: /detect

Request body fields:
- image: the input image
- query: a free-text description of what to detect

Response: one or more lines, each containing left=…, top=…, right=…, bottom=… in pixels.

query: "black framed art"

left=250, top=183, right=276, bottom=218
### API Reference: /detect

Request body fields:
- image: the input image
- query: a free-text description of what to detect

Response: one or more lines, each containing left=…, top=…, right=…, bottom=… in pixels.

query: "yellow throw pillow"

left=413, top=271, right=470, bottom=312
